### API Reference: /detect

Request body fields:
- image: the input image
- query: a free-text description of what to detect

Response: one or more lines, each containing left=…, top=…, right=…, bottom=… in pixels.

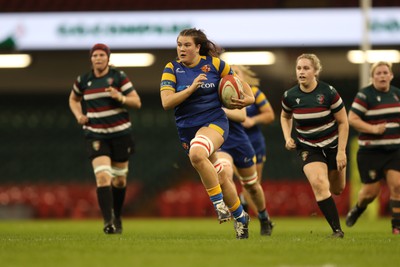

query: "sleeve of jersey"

left=160, top=62, right=176, bottom=92
left=72, top=76, right=83, bottom=96
left=119, top=71, right=135, bottom=95
left=254, top=87, right=269, bottom=108
left=330, top=90, right=344, bottom=113
left=212, top=57, right=233, bottom=77
left=394, top=87, right=400, bottom=100
left=281, top=91, right=292, bottom=113
left=350, top=92, right=368, bottom=117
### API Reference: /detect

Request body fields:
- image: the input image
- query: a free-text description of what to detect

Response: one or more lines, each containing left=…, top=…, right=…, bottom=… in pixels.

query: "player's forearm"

left=69, top=100, right=84, bottom=120
left=252, top=111, right=275, bottom=125
left=337, top=120, right=349, bottom=153
left=123, top=95, right=142, bottom=109
left=280, top=110, right=292, bottom=140
left=280, top=114, right=293, bottom=142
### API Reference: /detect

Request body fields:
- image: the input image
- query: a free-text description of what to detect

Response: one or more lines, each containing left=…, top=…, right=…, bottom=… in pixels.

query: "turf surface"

left=0, top=217, right=398, bottom=267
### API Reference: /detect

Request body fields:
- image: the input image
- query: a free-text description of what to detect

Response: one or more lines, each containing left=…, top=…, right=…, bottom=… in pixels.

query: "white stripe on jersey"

left=330, top=97, right=343, bottom=110
left=294, top=110, right=331, bottom=120
left=83, top=122, right=132, bottom=134
left=73, top=84, right=81, bottom=94
left=351, top=102, right=367, bottom=113
left=87, top=108, right=126, bottom=118
left=359, top=138, right=400, bottom=146
left=385, top=122, right=400, bottom=128
left=121, top=82, right=133, bottom=92
left=296, top=121, right=336, bottom=134
left=282, top=102, right=291, bottom=112
left=84, top=92, right=109, bottom=100
left=365, top=106, right=400, bottom=116
left=299, top=134, right=338, bottom=148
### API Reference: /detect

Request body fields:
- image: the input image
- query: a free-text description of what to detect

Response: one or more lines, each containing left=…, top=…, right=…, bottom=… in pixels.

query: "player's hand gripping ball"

left=218, top=75, right=244, bottom=109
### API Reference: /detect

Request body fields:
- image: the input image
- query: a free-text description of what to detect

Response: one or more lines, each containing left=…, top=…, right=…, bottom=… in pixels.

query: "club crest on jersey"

left=107, top=78, right=114, bottom=85
left=201, top=65, right=211, bottom=73
left=301, top=151, right=309, bottom=161
left=92, top=141, right=100, bottom=151
left=316, top=94, right=325, bottom=104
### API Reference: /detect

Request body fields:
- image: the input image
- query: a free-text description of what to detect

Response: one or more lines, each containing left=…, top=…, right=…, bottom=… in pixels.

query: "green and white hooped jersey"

left=350, top=84, right=400, bottom=151
left=281, top=81, right=344, bottom=149
left=73, top=67, right=135, bottom=139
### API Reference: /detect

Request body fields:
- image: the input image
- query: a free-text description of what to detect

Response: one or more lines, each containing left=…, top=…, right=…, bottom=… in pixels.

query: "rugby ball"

left=218, top=75, right=244, bottom=109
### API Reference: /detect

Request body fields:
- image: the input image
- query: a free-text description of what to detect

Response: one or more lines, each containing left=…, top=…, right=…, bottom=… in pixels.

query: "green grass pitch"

left=0, top=217, right=398, bottom=267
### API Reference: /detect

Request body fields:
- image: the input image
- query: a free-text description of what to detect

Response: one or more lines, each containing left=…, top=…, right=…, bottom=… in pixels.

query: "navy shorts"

left=357, top=148, right=400, bottom=184
left=85, top=134, right=134, bottom=162
left=177, top=116, right=229, bottom=155
left=297, top=144, right=338, bottom=171
left=220, top=141, right=256, bottom=169
left=250, top=137, right=266, bottom=164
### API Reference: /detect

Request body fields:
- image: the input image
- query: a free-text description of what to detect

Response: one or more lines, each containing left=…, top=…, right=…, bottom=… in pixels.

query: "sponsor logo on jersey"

left=296, top=98, right=300, bottom=104
left=176, top=68, right=185, bottom=73
left=199, top=83, right=215, bottom=89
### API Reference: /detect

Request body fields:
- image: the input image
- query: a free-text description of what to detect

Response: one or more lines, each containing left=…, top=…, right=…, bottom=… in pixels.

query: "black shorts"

left=297, top=144, right=338, bottom=171
left=357, top=149, right=400, bottom=184
left=85, top=134, right=135, bottom=162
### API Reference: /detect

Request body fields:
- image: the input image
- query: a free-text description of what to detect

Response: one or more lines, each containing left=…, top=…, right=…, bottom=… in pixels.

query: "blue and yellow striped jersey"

left=245, top=86, right=270, bottom=141
left=160, top=56, right=233, bottom=128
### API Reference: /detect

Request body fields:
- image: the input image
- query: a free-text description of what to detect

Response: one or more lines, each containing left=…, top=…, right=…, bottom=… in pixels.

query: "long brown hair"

left=178, top=28, right=224, bottom=57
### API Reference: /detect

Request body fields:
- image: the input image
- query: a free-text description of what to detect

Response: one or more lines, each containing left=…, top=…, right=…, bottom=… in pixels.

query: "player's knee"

left=188, top=152, right=204, bottom=167
left=94, top=165, right=113, bottom=175
left=362, top=190, right=380, bottom=201
left=112, top=166, right=128, bottom=177
left=239, top=173, right=258, bottom=187
left=189, top=135, right=214, bottom=160
left=110, top=167, right=128, bottom=187
left=94, top=165, right=113, bottom=186
left=112, top=176, right=127, bottom=187
left=392, top=186, right=400, bottom=198
left=243, top=183, right=258, bottom=195
left=213, top=159, right=225, bottom=174
left=331, top=187, right=343, bottom=195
